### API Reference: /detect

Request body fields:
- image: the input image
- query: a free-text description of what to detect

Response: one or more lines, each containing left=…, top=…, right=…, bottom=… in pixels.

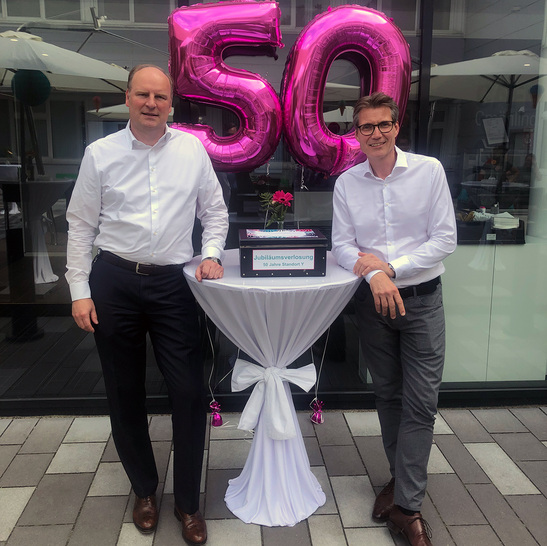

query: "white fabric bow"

left=231, top=358, right=317, bottom=440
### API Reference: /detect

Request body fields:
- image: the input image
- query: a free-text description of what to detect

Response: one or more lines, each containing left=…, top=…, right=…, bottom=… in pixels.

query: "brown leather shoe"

left=387, top=505, right=433, bottom=546
left=174, top=506, right=207, bottom=545
left=372, top=478, right=395, bottom=521
left=133, top=494, right=158, bottom=533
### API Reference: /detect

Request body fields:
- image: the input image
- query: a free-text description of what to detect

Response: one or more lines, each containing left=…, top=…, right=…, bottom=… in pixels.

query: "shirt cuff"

left=201, top=246, right=222, bottom=260
left=69, top=282, right=91, bottom=302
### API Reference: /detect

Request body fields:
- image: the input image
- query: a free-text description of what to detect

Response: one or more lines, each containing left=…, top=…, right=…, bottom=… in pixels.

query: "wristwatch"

left=387, top=263, right=396, bottom=279
left=203, top=256, right=222, bottom=266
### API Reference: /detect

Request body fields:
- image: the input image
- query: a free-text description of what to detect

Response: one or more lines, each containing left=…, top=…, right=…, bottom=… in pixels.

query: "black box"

left=457, top=219, right=525, bottom=245
left=239, top=228, right=328, bottom=277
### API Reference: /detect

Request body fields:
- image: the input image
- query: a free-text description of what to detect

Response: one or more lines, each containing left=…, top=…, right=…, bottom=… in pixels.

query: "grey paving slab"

left=88, top=462, right=131, bottom=496
left=433, top=413, right=454, bottom=435
left=67, top=496, right=126, bottom=546
left=308, top=515, right=346, bottom=546
left=148, top=414, right=172, bottom=441
left=263, top=521, right=311, bottom=546
left=46, top=442, right=105, bottom=474
left=344, top=410, right=382, bottom=437
left=0, top=453, right=54, bottom=487
left=209, top=414, right=255, bottom=440
left=492, top=432, right=547, bottom=461
left=297, top=411, right=316, bottom=437
left=205, top=517, right=262, bottom=546
left=506, top=495, right=547, bottom=546
left=0, top=418, right=38, bottom=445
left=465, top=442, right=540, bottom=495
left=18, top=417, right=72, bottom=454
left=467, top=483, right=539, bottom=546
left=321, top=444, right=366, bottom=476
left=17, top=473, right=93, bottom=525
left=331, top=475, right=383, bottom=528
left=511, top=407, right=547, bottom=441
left=354, top=435, right=391, bottom=487
left=208, top=439, right=252, bottom=469
left=64, top=416, right=111, bottom=443
left=0, top=445, right=19, bottom=478
left=427, top=444, right=454, bottom=474
left=311, top=466, right=337, bottom=515
left=439, top=410, right=493, bottom=443
left=0, top=419, right=12, bottom=437
left=5, top=524, right=72, bottom=546
left=116, top=522, right=154, bottom=546
left=346, top=527, right=396, bottom=546
left=152, top=440, right=172, bottom=483
left=421, top=493, right=456, bottom=546
left=101, top=435, right=119, bottom=462
left=304, top=436, right=323, bottom=466
left=517, top=460, right=547, bottom=496
left=204, top=468, right=240, bottom=519
left=0, top=487, right=35, bottom=541
left=471, top=409, right=528, bottom=433
left=434, top=435, right=490, bottom=483
left=426, top=474, right=487, bottom=526
left=448, top=525, right=502, bottom=545
left=314, top=412, right=353, bottom=446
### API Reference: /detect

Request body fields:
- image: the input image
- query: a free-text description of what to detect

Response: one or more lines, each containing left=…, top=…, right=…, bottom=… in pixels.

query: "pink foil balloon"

left=281, top=6, right=411, bottom=175
left=168, top=1, right=284, bottom=172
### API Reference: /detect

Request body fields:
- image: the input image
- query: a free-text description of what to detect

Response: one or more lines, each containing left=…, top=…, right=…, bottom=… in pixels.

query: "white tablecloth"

left=184, top=248, right=360, bottom=526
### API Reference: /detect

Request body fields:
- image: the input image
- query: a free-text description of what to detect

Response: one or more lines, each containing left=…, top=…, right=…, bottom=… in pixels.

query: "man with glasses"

left=332, top=92, right=456, bottom=546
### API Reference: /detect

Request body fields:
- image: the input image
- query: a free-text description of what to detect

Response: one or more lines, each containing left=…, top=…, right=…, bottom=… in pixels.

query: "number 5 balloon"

left=168, top=1, right=283, bottom=173
left=281, top=6, right=411, bottom=175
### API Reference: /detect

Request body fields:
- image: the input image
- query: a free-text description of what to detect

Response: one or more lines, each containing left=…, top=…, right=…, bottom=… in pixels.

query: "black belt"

left=398, top=277, right=440, bottom=299
left=97, top=249, right=185, bottom=276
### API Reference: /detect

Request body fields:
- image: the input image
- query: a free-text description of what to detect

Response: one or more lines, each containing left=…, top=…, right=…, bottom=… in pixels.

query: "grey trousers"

left=355, top=280, right=445, bottom=512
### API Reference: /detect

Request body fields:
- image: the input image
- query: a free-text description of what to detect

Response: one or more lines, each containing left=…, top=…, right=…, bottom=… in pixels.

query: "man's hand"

left=196, top=259, right=224, bottom=282
left=72, top=298, right=98, bottom=332
left=369, top=272, right=406, bottom=319
left=353, top=252, right=394, bottom=279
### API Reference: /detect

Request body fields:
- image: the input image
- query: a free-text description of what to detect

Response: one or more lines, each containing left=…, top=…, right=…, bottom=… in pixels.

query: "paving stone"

left=116, top=522, right=154, bottom=546
left=204, top=468, right=240, bottom=519
left=492, top=432, right=547, bottom=461
left=439, top=410, right=493, bottom=443
left=263, top=521, right=311, bottom=546
left=88, top=462, right=131, bottom=496
left=344, top=410, right=382, bottom=436
left=0, top=446, right=19, bottom=478
left=201, top=449, right=207, bottom=494
left=148, top=414, right=172, bottom=441
left=506, top=495, right=547, bottom=546
left=0, top=419, right=12, bottom=437
left=206, top=517, right=262, bottom=546
left=421, top=493, right=456, bottom=546
left=346, top=527, right=396, bottom=546
left=517, top=460, right=547, bottom=497
left=0, top=418, right=38, bottom=445
left=64, top=417, right=111, bottom=443
left=209, top=414, right=254, bottom=440
left=433, top=413, right=454, bottom=435
left=354, top=435, right=391, bottom=487
left=101, top=435, right=119, bottom=462
left=164, top=449, right=174, bottom=494
left=467, top=483, right=539, bottom=546
left=314, top=412, right=353, bottom=446
left=18, top=473, right=93, bottom=525
left=308, top=515, right=346, bottom=546
left=471, top=409, right=528, bottom=433
left=19, top=417, right=72, bottom=454
left=448, top=525, right=502, bottom=545
left=331, top=475, right=384, bottom=528
left=46, top=442, right=105, bottom=474
left=0, top=453, right=53, bottom=487
left=321, top=444, right=366, bottom=476
left=68, top=496, right=126, bottom=545
left=297, top=411, right=316, bottom=437
left=0, top=487, right=35, bottom=541
left=434, top=435, right=490, bottom=483
left=208, top=439, right=252, bottom=469
left=304, top=436, right=323, bottom=466
left=427, top=444, right=454, bottom=474
left=511, top=407, right=547, bottom=441
left=311, top=466, right=337, bottom=515
left=465, top=443, right=540, bottom=495
left=426, top=474, right=486, bottom=526
left=5, top=524, right=72, bottom=546
left=152, top=441, right=172, bottom=483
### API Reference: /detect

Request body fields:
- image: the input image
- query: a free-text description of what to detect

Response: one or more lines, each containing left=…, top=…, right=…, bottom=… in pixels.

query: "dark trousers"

left=90, top=257, right=206, bottom=514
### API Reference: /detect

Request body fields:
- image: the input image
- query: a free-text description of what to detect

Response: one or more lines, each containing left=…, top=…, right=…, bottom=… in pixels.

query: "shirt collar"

left=125, top=121, right=172, bottom=149
left=363, top=146, right=408, bottom=180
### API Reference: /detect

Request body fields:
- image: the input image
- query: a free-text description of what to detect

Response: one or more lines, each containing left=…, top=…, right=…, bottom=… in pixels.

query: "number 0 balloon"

left=281, top=6, right=412, bottom=175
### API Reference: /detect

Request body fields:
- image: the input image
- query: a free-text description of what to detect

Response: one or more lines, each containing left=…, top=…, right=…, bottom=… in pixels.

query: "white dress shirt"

left=332, top=147, right=457, bottom=288
left=66, top=123, right=229, bottom=301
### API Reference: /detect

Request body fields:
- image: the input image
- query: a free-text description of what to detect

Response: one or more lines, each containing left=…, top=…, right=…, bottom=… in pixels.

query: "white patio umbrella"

left=0, top=30, right=129, bottom=93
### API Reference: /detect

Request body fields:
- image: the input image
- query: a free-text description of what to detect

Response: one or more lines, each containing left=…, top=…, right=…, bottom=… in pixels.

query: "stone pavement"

left=0, top=407, right=546, bottom=545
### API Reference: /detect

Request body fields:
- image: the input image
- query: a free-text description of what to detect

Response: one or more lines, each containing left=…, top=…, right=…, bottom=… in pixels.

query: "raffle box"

left=239, top=229, right=328, bottom=277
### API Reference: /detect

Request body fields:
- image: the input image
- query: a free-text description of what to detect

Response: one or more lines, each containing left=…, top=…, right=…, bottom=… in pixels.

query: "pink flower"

left=272, top=190, right=293, bottom=207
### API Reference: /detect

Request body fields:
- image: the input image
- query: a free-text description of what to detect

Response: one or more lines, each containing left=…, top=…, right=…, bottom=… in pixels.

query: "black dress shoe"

left=372, top=478, right=395, bottom=521
left=387, top=505, right=433, bottom=546
left=133, top=494, right=158, bottom=533
left=174, top=506, right=207, bottom=545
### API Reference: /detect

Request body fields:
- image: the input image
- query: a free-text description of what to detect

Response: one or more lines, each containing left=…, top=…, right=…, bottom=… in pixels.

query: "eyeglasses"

left=356, top=121, right=395, bottom=136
